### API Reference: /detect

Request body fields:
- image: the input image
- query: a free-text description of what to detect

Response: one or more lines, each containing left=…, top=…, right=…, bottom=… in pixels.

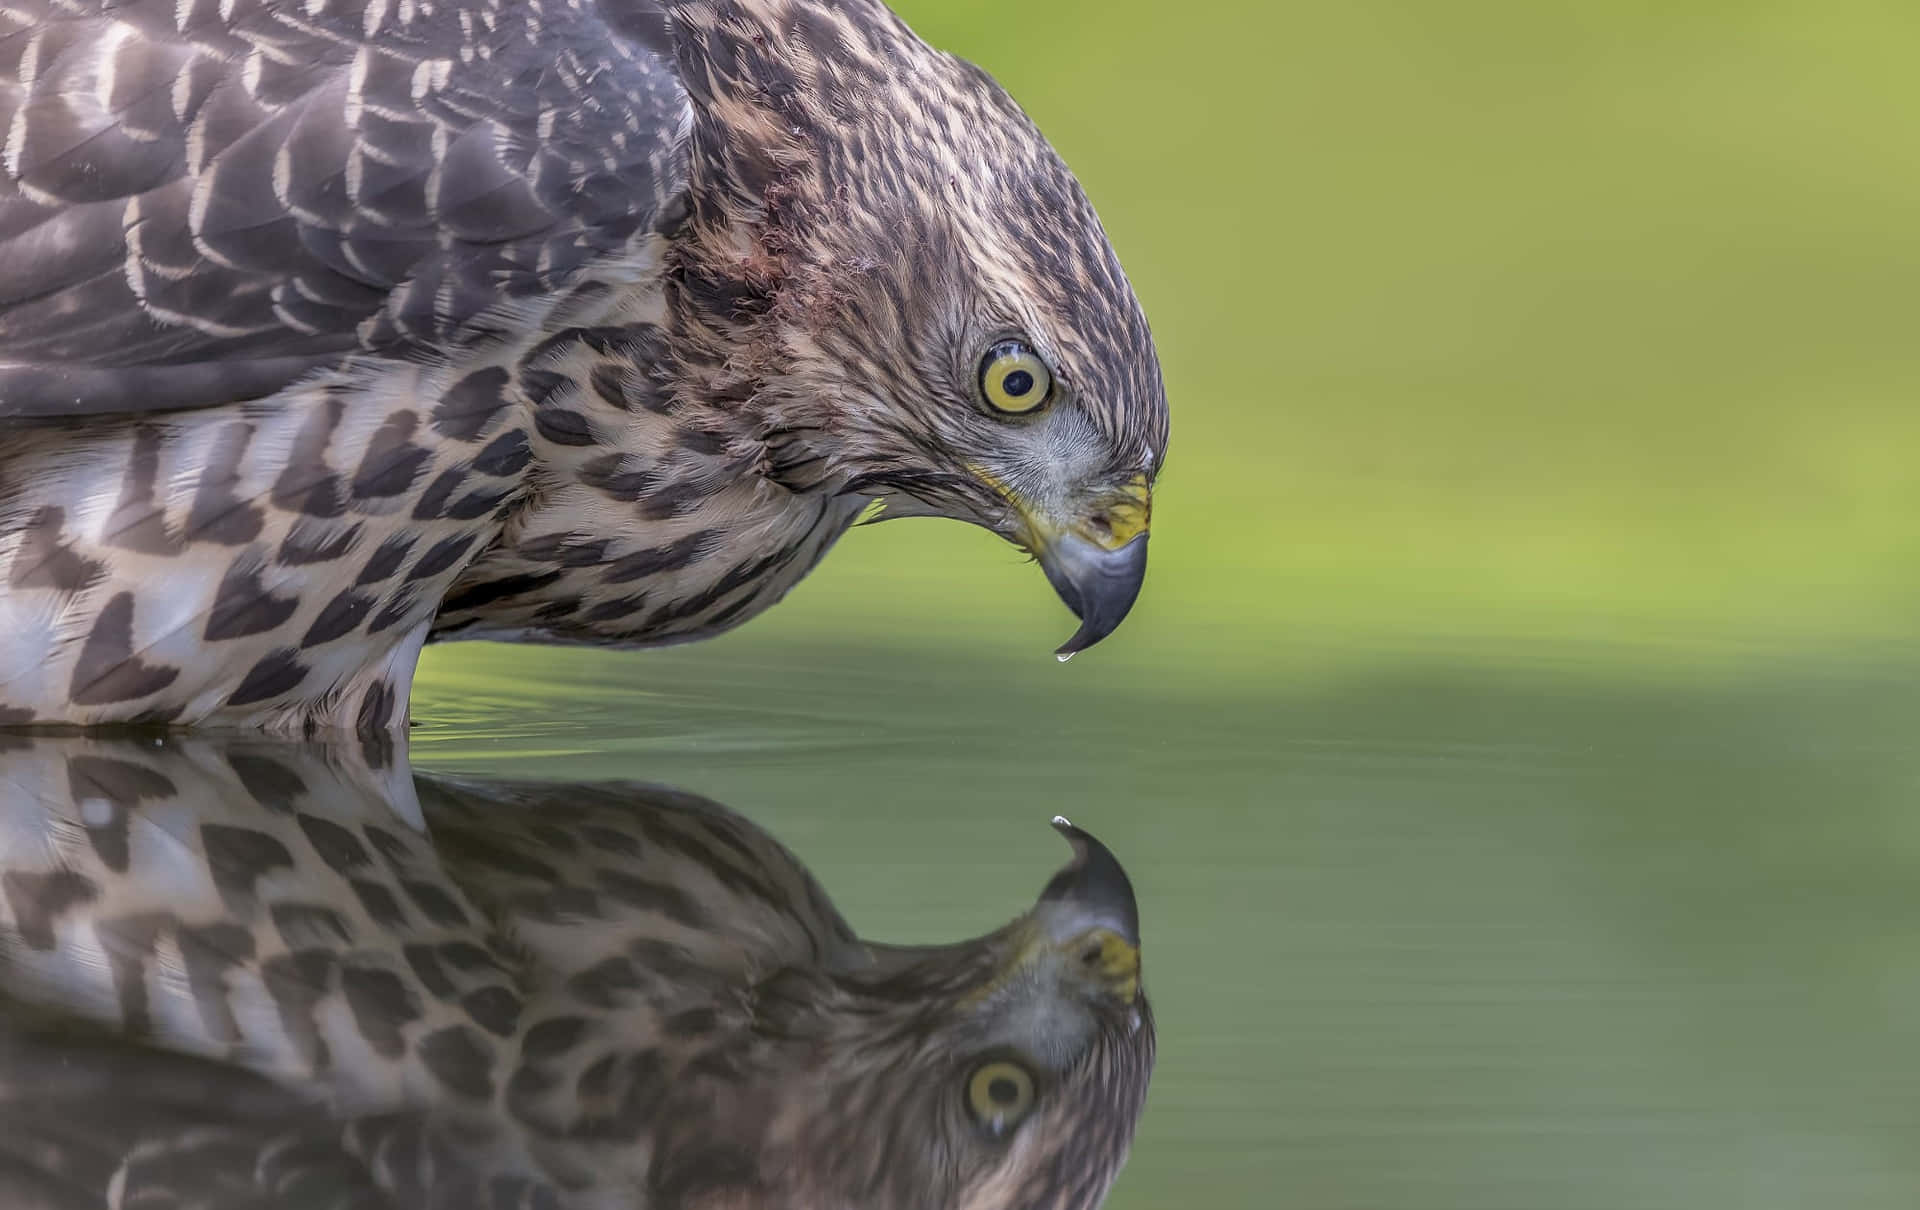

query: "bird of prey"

left=0, top=735, right=1155, bottom=1209
left=0, top=0, right=1169, bottom=733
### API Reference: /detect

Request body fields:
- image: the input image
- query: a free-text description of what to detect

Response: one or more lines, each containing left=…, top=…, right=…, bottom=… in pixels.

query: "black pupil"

left=988, top=1077, right=1021, bottom=1105
left=1001, top=369, right=1035, bottom=398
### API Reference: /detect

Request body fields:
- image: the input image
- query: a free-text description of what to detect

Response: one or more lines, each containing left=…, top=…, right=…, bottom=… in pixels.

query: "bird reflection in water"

left=0, top=736, right=1152, bottom=1209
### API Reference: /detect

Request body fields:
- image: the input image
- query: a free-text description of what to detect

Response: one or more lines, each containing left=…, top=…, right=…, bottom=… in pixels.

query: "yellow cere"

left=958, top=921, right=1138, bottom=1011
left=980, top=344, right=1053, bottom=414
left=1076, top=927, right=1141, bottom=1005
left=963, top=463, right=1151, bottom=555
left=1088, top=473, right=1152, bottom=550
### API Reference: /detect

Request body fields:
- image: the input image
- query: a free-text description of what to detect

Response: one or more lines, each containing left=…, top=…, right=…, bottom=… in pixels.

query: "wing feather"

left=0, top=0, right=689, bottom=418
left=0, top=1007, right=530, bottom=1209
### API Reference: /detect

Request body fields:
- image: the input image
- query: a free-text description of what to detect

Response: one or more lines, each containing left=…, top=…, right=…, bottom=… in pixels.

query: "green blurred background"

left=410, top=4, right=1920, bottom=1208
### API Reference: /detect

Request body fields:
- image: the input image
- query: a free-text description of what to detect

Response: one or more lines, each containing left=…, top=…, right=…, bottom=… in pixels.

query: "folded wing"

left=0, top=0, right=688, bottom=417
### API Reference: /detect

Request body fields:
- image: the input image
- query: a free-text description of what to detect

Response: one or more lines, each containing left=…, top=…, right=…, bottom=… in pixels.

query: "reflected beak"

left=1037, top=816, right=1142, bottom=1004
left=1041, top=816, right=1141, bottom=946
left=1038, top=532, right=1149, bottom=659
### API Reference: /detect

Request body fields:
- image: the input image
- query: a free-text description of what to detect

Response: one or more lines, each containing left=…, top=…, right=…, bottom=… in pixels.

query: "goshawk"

left=0, top=735, right=1155, bottom=1208
left=0, top=0, right=1168, bottom=731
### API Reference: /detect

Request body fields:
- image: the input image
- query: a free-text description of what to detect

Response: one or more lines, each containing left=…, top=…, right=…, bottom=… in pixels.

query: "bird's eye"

left=978, top=341, right=1054, bottom=415
left=965, top=1059, right=1038, bottom=1137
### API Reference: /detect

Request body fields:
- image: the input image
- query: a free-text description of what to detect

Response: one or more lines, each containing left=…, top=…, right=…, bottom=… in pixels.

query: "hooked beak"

left=1036, top=816, right=1143, bottom=1005
left=968, top=469, right=1151, bottom=659
left=1040, top=816, right=1141, bottom=946
left=1038, top=533, right=1149, bottom=659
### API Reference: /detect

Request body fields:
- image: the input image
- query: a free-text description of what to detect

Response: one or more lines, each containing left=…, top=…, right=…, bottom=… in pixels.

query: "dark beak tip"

left=1044, top=533, right=1149, bottom=658
left=1040, top=816, right=1141, bottom=945
left=1049, top=815, right=1092, bottom=855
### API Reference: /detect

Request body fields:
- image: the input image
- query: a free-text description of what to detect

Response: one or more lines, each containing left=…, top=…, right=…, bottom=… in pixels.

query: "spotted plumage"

left=0, top=735, right=1154, bottom=1209
left=0, top=0, right=1169, bottom=733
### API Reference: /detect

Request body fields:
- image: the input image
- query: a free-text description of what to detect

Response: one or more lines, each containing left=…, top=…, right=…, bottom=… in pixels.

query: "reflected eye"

left=979, top=341, right=1054, bottom=415
left=966, top=1060, right=1037, bottom=1136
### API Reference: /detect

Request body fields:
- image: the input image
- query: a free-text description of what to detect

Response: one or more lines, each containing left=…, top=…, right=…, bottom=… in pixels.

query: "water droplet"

left=1056, top=650, right=1075, bottom=663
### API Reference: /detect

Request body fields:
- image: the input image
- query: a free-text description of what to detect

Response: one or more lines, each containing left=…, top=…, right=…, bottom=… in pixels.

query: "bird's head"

left=664, top=0, right=1169, bottom=656
left=636, top=816, right=1155, bottom=1210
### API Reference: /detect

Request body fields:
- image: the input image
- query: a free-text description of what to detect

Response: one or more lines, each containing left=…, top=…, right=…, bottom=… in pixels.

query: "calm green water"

left=409, top=634, right=1920, bottom=1210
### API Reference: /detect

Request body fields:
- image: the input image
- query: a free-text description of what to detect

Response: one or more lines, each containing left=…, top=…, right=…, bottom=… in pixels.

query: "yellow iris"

left=979, top=341, right=1053, bottom=414
left=966, top=1059, right=1038, bottom=1135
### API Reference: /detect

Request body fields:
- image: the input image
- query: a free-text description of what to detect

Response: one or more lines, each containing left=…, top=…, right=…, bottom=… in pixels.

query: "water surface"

left=410, top=634, right=1920, bottom=1210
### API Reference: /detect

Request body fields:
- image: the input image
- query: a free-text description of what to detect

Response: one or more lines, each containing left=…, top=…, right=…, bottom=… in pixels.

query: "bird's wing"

left=0, top=1003, right=545, bottom=1210
left=0, top=0, right=688, bottom=418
